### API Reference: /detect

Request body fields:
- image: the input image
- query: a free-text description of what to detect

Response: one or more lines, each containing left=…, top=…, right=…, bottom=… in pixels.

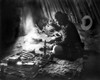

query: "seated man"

left=52, top=11, right=84, bottom=61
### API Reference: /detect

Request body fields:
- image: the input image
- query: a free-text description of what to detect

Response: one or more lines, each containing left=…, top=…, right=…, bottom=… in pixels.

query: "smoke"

left=21, top=12, right=36, bottom=35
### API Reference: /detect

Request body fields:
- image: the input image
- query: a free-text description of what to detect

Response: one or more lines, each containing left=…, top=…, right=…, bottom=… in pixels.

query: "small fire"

left=22, top=14, right=47, bottom=54
left=14, top=12, right=54, bottom=55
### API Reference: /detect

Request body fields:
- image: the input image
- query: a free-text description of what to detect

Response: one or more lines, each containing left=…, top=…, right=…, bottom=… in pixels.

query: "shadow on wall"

left=1, top=0, right=21, bottom=59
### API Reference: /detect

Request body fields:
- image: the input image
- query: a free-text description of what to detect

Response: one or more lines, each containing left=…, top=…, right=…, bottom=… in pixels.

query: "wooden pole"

left=44, top=40, right=46, bottom=56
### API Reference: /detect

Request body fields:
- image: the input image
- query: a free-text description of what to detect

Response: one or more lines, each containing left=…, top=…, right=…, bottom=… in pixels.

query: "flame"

left=22, top=14, right=43, bottom=53
left=18, top=12, right=52, bottom=54
left=23, top=13, right=36, bottom=35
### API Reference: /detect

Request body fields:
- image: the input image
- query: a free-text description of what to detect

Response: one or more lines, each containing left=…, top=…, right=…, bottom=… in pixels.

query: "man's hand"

left=52, top=45, right=63, bottom=55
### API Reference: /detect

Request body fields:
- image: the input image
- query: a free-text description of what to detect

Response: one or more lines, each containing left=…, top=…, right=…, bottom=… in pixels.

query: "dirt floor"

left=1, top=52, right=100, bottom=80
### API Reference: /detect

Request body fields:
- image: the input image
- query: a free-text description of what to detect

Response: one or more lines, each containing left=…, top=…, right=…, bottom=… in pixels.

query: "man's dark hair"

left=55, top=11, right=69, bottom=26
left=55, top=11, right=63, bottom=19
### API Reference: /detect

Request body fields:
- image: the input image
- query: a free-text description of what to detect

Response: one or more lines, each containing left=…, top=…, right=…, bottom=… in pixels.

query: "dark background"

left=0, top=0, right=100, bottom=80
left=0, top=0, right=21, bottom=60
